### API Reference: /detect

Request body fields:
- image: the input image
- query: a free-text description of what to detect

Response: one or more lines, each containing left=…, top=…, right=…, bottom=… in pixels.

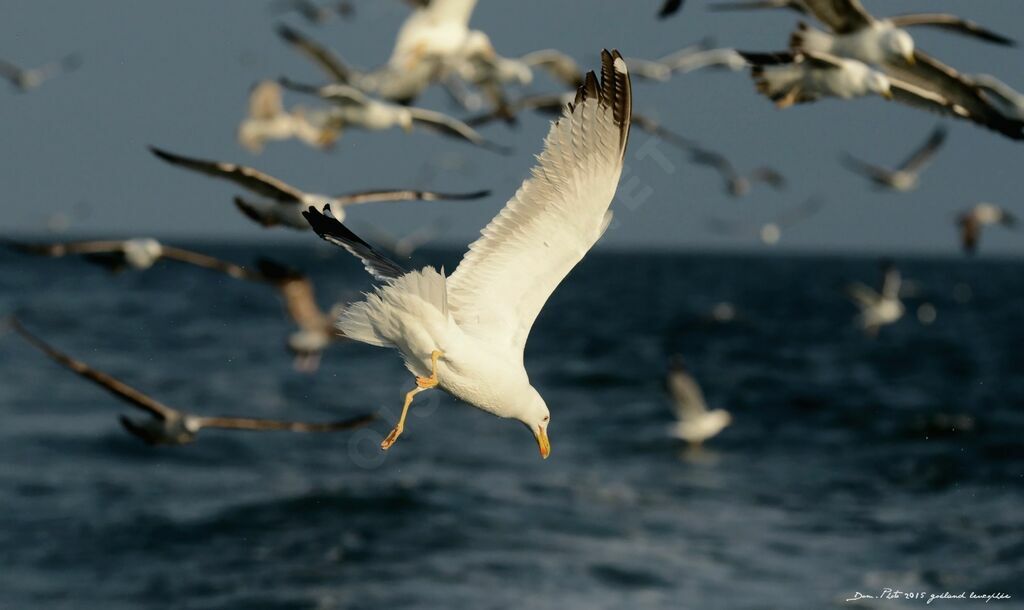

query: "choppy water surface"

left=1, top=246, right=1022, bottom=609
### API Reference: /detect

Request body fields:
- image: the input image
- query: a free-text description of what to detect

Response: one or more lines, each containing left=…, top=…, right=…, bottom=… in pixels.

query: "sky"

left=2, top=0, right=1022, bottom=256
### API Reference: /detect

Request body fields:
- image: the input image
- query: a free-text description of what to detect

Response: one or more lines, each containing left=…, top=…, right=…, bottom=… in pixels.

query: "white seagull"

left=10, top=319, right=374, bottom=446
left=237, top=80, right=336, bottom=153
left=841, top=125, right=947, bottom=192
left=956, top=203, right=1017, bottom=255
left=301, top=50, right=632, bottom=458
left=256, top=258, right=348, bottom=373
left=626, top=42, right=747, bottom=81
left=846, top=260, right=904, bottom=337
left=781, top=1, right=1024, bottom=139
left=741, top=50, right=997, bottom=131
left=3, top=237, right=257, bottom=278
left=0, top=54, right=81, bottom=92
left=666, top=356, right=731, bottom=447
left=278, top=79, right=509, bottom=152
left=150, top=146, right=489, bottom=230
left=708, top=196, right=824, bottom=246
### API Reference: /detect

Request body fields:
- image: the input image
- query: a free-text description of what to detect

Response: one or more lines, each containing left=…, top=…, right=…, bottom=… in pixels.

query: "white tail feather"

left=337, top=267, right=449, bottom=348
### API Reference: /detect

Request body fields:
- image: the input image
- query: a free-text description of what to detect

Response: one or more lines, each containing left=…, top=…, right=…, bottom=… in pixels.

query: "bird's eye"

left=543, top=416, right=550, bottom=422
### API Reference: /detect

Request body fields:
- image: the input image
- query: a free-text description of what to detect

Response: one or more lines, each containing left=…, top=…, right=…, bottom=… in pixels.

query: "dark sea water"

left=1, top=245, right=1022, bottom=610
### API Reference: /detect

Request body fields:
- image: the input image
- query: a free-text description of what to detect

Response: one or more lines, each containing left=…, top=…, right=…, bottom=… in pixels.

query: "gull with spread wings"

left=773, top=0, right=1023, bottom=139
left=841, top=125, right=946, bottom=192
left=9, top=319, right=374, bottom=446
left=301, top=50, right=631, bottom=459
left=150, top=146, right=489, bottom=230
left=846, top=260, right=904, bottom=337
left=279, top=79, right=509, bottom=152
left=666, top=356, right=731, bottom=447
left=0, top=53, right=81, bottom=92
left=238, top=80, right=336, bottom=153
left=3, top=237, right=257, bottom=278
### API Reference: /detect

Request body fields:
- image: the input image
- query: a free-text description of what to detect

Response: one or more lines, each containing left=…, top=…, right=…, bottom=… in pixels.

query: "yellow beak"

left=904, top=52, right=916, bottom=66
left=882, top=89, right=894, bottom=101
left=534, top=426, right=551, bottom=460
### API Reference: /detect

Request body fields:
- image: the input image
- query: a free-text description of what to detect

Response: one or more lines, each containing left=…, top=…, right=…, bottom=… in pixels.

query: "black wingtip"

left=303, top=205, right=372, bottom=250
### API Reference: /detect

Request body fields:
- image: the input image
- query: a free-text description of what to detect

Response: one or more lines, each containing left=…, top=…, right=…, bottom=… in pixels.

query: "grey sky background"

left=2, top=0, right=1022, bottom=255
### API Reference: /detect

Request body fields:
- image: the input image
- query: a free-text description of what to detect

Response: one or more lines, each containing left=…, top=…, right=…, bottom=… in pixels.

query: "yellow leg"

left=416, top=350, right=444, bottom=389
left=380, top=350, right=444, bottom=451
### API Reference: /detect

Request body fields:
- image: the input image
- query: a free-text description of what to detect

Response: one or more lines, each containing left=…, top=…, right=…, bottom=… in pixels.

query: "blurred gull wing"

left=888, top=14, right=1015, bottom=47
left=407, top=106, right=512, bottom=152
left=897, top=125, right=947, bottom=173
left=193, top=413, right=375, bottom=432
left=276, top=23, right=354, bottom=82
left=11, top=319, right=177, bottom=421
left=331, top=188, right=491, bottom=206
left=256, top=258, right=328, bottom=331
left=157, top=246, right=259, bottom=280
left=149, top=147, right=307, bottom=203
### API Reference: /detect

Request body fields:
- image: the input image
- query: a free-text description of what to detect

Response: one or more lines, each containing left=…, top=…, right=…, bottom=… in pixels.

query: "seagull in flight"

left=741, top=50, right=1022, bottom=138
left=149, top=146, right=490, bottom=230
left=3, top=237, right=257, bottom=277
left=957, top=203, right=1017, bottom=255
left=708, top=196, right=824, bottom=245
left=841, top=125, right=947, bottom=192
left=778, top=1, right=1023, bottom=140
left=256, top=258, right=348, bottom=373
left=626, top=42, right=747, bottom=81
left=712, top=0, right=1015, bottom=47
left=846, top=260, right=904, bottom=337
left=9, top=319, right=374, bottom=446
left=301, top=50, right=631, bottom=458
left=278, top=79, right=509, bottom=152
left=666, top=355, right=731, bottom=447
left=237, top=80, right=336, bottom=153
left=0, top=54, right=81, bottom=92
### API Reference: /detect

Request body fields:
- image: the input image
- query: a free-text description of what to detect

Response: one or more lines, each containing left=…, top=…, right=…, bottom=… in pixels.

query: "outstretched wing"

left=331, top=188, right=490, bottom=206
left=884, top=52, right=1024, bottom=140
left=158, top=246, right=258, bottom=280
left=897, top=125, right=946, bottom=173
left=840, top=153, right=894, bottom=182
left=11, top=319, right=176, bottom=420
left=276, top=24, right=353, bottom=82
left=802, top=0, right=873, bottom=33
left=888, top=14, right=1015, bottom=47
left=150, top=146, right=306, bottom=203
left=666, top=366, right=709, bottom=419
left=445, top=50, right=631, bottom=356
left=408, top=106, right=511, bottom=152
left=303, top=205, right=408, bottom=281
left=196, top=413, right=375, bottom=432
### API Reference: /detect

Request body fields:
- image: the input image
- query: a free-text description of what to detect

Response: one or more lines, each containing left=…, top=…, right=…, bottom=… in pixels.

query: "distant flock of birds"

left=3, top=0, right=1019, bottom=452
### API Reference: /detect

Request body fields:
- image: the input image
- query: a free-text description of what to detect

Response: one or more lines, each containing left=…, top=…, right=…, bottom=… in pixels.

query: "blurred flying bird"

left=279, top=78, right=509, bottom=152
left=846, top=260, right=904, bottom=336
left=665, top=356, right=731, bottom=446
left=956, top=203, right=1016, bottom=255
left=708, top=196, right=824, bottom=245
left=9, top=319, right=374, bottom=446
left=3, top=237, right=257, bottom=278
left=0, top=53, right=81, bottom=92
left=841, top=125, right=946, bottom=192
left=238, top=80, right=336, bottom=152
left=149, top=146, right=490, bottom=230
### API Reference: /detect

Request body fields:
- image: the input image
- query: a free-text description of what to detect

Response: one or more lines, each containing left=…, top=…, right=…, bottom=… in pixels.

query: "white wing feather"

left=445, top=51, right=631, bottom=357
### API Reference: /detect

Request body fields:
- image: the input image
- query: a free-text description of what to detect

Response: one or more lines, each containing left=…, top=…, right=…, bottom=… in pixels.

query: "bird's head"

left=516, top=388, right=550, bottom=460
left=865, top=70, right=894, bottom=101
left=883, top=28, right=915, bottom=65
